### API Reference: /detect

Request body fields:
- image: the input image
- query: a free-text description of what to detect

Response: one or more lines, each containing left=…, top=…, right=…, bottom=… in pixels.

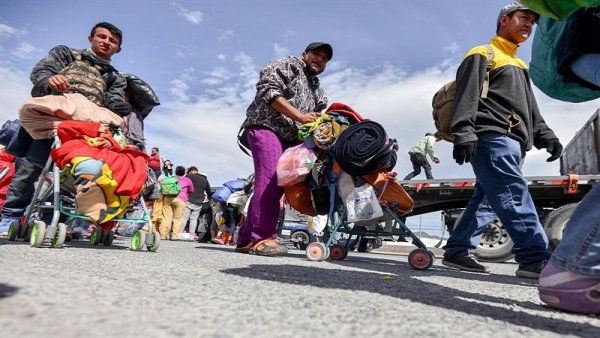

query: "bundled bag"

left=223, top=178, right=246, bottom=192
left=330, top=121, right=398, bottom=176
left=227, top=189, right=248, bottom=208
left=284, top=179, right=330, bottom=217
left=160, top=176, right=181, bottom=196
left=276, top=143, right=317, bottom=186
left=0, top=119, right=20, bottom=147
left=212, top=186, right=232, bottom=203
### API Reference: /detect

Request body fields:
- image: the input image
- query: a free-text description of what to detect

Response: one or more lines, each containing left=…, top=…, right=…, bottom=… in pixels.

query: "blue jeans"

left=550, top=183, right=600, bottom=277
left=443, top=133, right=550, bottom=264
left=1, top=157, right=42, bottom=217
left=570, top=53, right=600, bottom=88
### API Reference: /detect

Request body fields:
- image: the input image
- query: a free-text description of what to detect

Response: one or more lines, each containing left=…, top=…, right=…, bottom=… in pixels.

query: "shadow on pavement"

left=0, top=283, right=19, bottom=299
left=221, top=263, right=600, bottom=336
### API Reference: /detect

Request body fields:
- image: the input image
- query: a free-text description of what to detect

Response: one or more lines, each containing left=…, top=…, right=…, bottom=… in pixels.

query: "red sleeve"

left=57, top=121, right=102, bottom=142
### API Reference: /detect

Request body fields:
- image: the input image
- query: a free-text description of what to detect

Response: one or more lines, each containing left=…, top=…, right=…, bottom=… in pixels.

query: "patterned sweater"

left=243, top=56, right=327, bottom=143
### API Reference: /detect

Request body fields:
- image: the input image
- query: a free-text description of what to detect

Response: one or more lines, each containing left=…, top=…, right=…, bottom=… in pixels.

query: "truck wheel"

left=543, top=203, right=578, bottom=251
left=474, top=218, right=515, bottom=263
left=290, top=231, right=310, bottom=250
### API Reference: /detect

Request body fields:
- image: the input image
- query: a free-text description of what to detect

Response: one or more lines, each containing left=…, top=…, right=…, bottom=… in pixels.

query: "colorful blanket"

left=51, top=120, right=148, bottom=223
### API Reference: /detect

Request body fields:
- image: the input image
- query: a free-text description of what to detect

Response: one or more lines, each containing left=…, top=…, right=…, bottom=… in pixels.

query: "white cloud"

left=273, top=43, right=289, bottom=58
left=0, top=23, right=18, bottom=38
left=0, top=66, right=31, bottom=122
left=171, top=2, right=203, bottom=24
left=283, top=30, right=297, bottom=41
left=444, top=42, right=461, bottom=54
left=217, top=30, right=234, bottom=41
left=217, top=54, right=226, bottom=62
left=174, top=44, right=194, bottom=59
left=10, top=41, right=41, bottom=59
left=201, top=67, right=232, bottom=85
left=169, top=68, right=194, bottom=102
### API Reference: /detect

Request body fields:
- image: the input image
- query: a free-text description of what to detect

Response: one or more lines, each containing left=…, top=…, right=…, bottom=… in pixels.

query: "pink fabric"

left=19, top=93, right=123, bottom=140
left=176, top=176, right=194, bottom=202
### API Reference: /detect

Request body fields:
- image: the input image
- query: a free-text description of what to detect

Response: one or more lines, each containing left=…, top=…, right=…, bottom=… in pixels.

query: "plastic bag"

left=307, top=214, right=328, bottom=234
left=276, top=143, right=317, bottom=187
left=346, top=183, right=383, bottom=223
left=227, top=189, right=248, bottom=207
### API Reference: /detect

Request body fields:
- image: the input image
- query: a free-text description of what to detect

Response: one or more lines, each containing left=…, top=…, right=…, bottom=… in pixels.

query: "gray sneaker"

left=516, top=260, right=547, bottom=279
left=442, top=254, right=491, bottom=273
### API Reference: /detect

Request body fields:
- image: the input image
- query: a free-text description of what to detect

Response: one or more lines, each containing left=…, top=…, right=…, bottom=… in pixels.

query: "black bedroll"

left=330, top=121, right=398, bottom=176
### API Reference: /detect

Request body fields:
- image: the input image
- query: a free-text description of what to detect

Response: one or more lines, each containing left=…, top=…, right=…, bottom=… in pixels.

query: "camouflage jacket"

left=243, top=56, right=327, bottom=143
left=30, top=45, right=127, bottom=110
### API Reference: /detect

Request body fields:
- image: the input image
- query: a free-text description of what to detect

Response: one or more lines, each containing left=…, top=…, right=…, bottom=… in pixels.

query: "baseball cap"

left=498, top=1, right=540, bottom=21
left=305, top=42, right=333, bottom=60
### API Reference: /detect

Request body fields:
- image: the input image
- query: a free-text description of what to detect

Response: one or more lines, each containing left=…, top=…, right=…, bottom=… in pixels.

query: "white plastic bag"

left=307, top=214, right=328, bottom=234
left=276, top=143, right=317, bottom=187
left=345, top=183, right=383, bottom=223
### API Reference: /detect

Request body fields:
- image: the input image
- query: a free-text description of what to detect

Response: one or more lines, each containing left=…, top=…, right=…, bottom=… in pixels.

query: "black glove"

left=453, top=141, right=477, bottom=165
left=545, top=138, right=563, bottom=162
left=108, top=101, right=132, bottom=117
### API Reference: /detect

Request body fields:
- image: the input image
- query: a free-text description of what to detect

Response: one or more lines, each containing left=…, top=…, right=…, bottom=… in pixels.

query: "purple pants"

left=237, top=127, right=286, bottom=245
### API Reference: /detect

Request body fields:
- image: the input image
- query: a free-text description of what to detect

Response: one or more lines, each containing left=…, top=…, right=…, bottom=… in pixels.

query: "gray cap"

left=305, top=42, right=333, bottom=60
left=498, top=1, right=540, bottom=21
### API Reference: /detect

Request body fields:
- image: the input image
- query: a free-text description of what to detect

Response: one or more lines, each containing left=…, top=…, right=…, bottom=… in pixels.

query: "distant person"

left=236, top=41, right=332, bottom=255
left=162, top=159, right=173, bottom=177
left=182, top=166, right=212, bottom=240
left=442, top=2, right=563, bottom=279
left=147, top=147, right=163, bottom=178
left=157, top=166, right=192, bottom=240
left=402, top=132, right=441, bottom=180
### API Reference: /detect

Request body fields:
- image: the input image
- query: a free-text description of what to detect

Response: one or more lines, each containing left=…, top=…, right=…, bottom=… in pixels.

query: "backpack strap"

left=481, top=44, right=495, bottom=99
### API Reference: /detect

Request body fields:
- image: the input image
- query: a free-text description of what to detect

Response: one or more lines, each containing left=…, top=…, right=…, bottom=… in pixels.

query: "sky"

left=1, top=0, right=599, bottom=232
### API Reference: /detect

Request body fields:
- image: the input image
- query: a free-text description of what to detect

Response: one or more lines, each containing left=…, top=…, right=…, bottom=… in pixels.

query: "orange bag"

left=363, top=172, right=414, bottom=216
left=284, top=181, right=318, bottom=216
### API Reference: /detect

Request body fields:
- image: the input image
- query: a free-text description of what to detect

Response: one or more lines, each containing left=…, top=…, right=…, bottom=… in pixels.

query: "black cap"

left=305, top=42, right=333, bottom=60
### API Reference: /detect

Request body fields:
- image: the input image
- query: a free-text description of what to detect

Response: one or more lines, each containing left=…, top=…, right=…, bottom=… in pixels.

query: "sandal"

left=235, top=241, right=255, bottom=253
left=248, top=239, right=288, bottom=257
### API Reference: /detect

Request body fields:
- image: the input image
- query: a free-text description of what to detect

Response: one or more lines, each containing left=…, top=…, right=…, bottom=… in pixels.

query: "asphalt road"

left=1, top=236, right=599, bottom=338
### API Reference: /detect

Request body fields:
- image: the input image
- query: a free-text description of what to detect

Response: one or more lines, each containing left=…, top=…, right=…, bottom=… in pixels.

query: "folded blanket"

left=19, top=93, right=123, bottom=140
left=330, top=121, right=398, bottom=176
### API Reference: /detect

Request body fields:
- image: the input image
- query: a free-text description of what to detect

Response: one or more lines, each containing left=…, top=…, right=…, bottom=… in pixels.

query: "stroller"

left=7, top=121, right=160, bottom=252
left=281, top=103, right=436, bottom=270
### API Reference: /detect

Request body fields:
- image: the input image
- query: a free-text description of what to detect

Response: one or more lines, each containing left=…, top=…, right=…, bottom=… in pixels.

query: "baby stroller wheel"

left=7, top=220, right=21, bottom=241
left=29, top=220, right=46, bottom=248
left=146, top=230, right=160, bottom=252
left=408, top=249, right=435, bottom=270
left=51, top=223, right=67, bottom=248
left=19, top=221, right=30, bottom=240
left=130, top=230, right=147, bottom=251
left=103, top=230, right=114, bottom=246
left=90, top=228, right=102, bottom=246
left=329, top=244, right=348, bottom=261
left=306, top=242, right=329, bottom=261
